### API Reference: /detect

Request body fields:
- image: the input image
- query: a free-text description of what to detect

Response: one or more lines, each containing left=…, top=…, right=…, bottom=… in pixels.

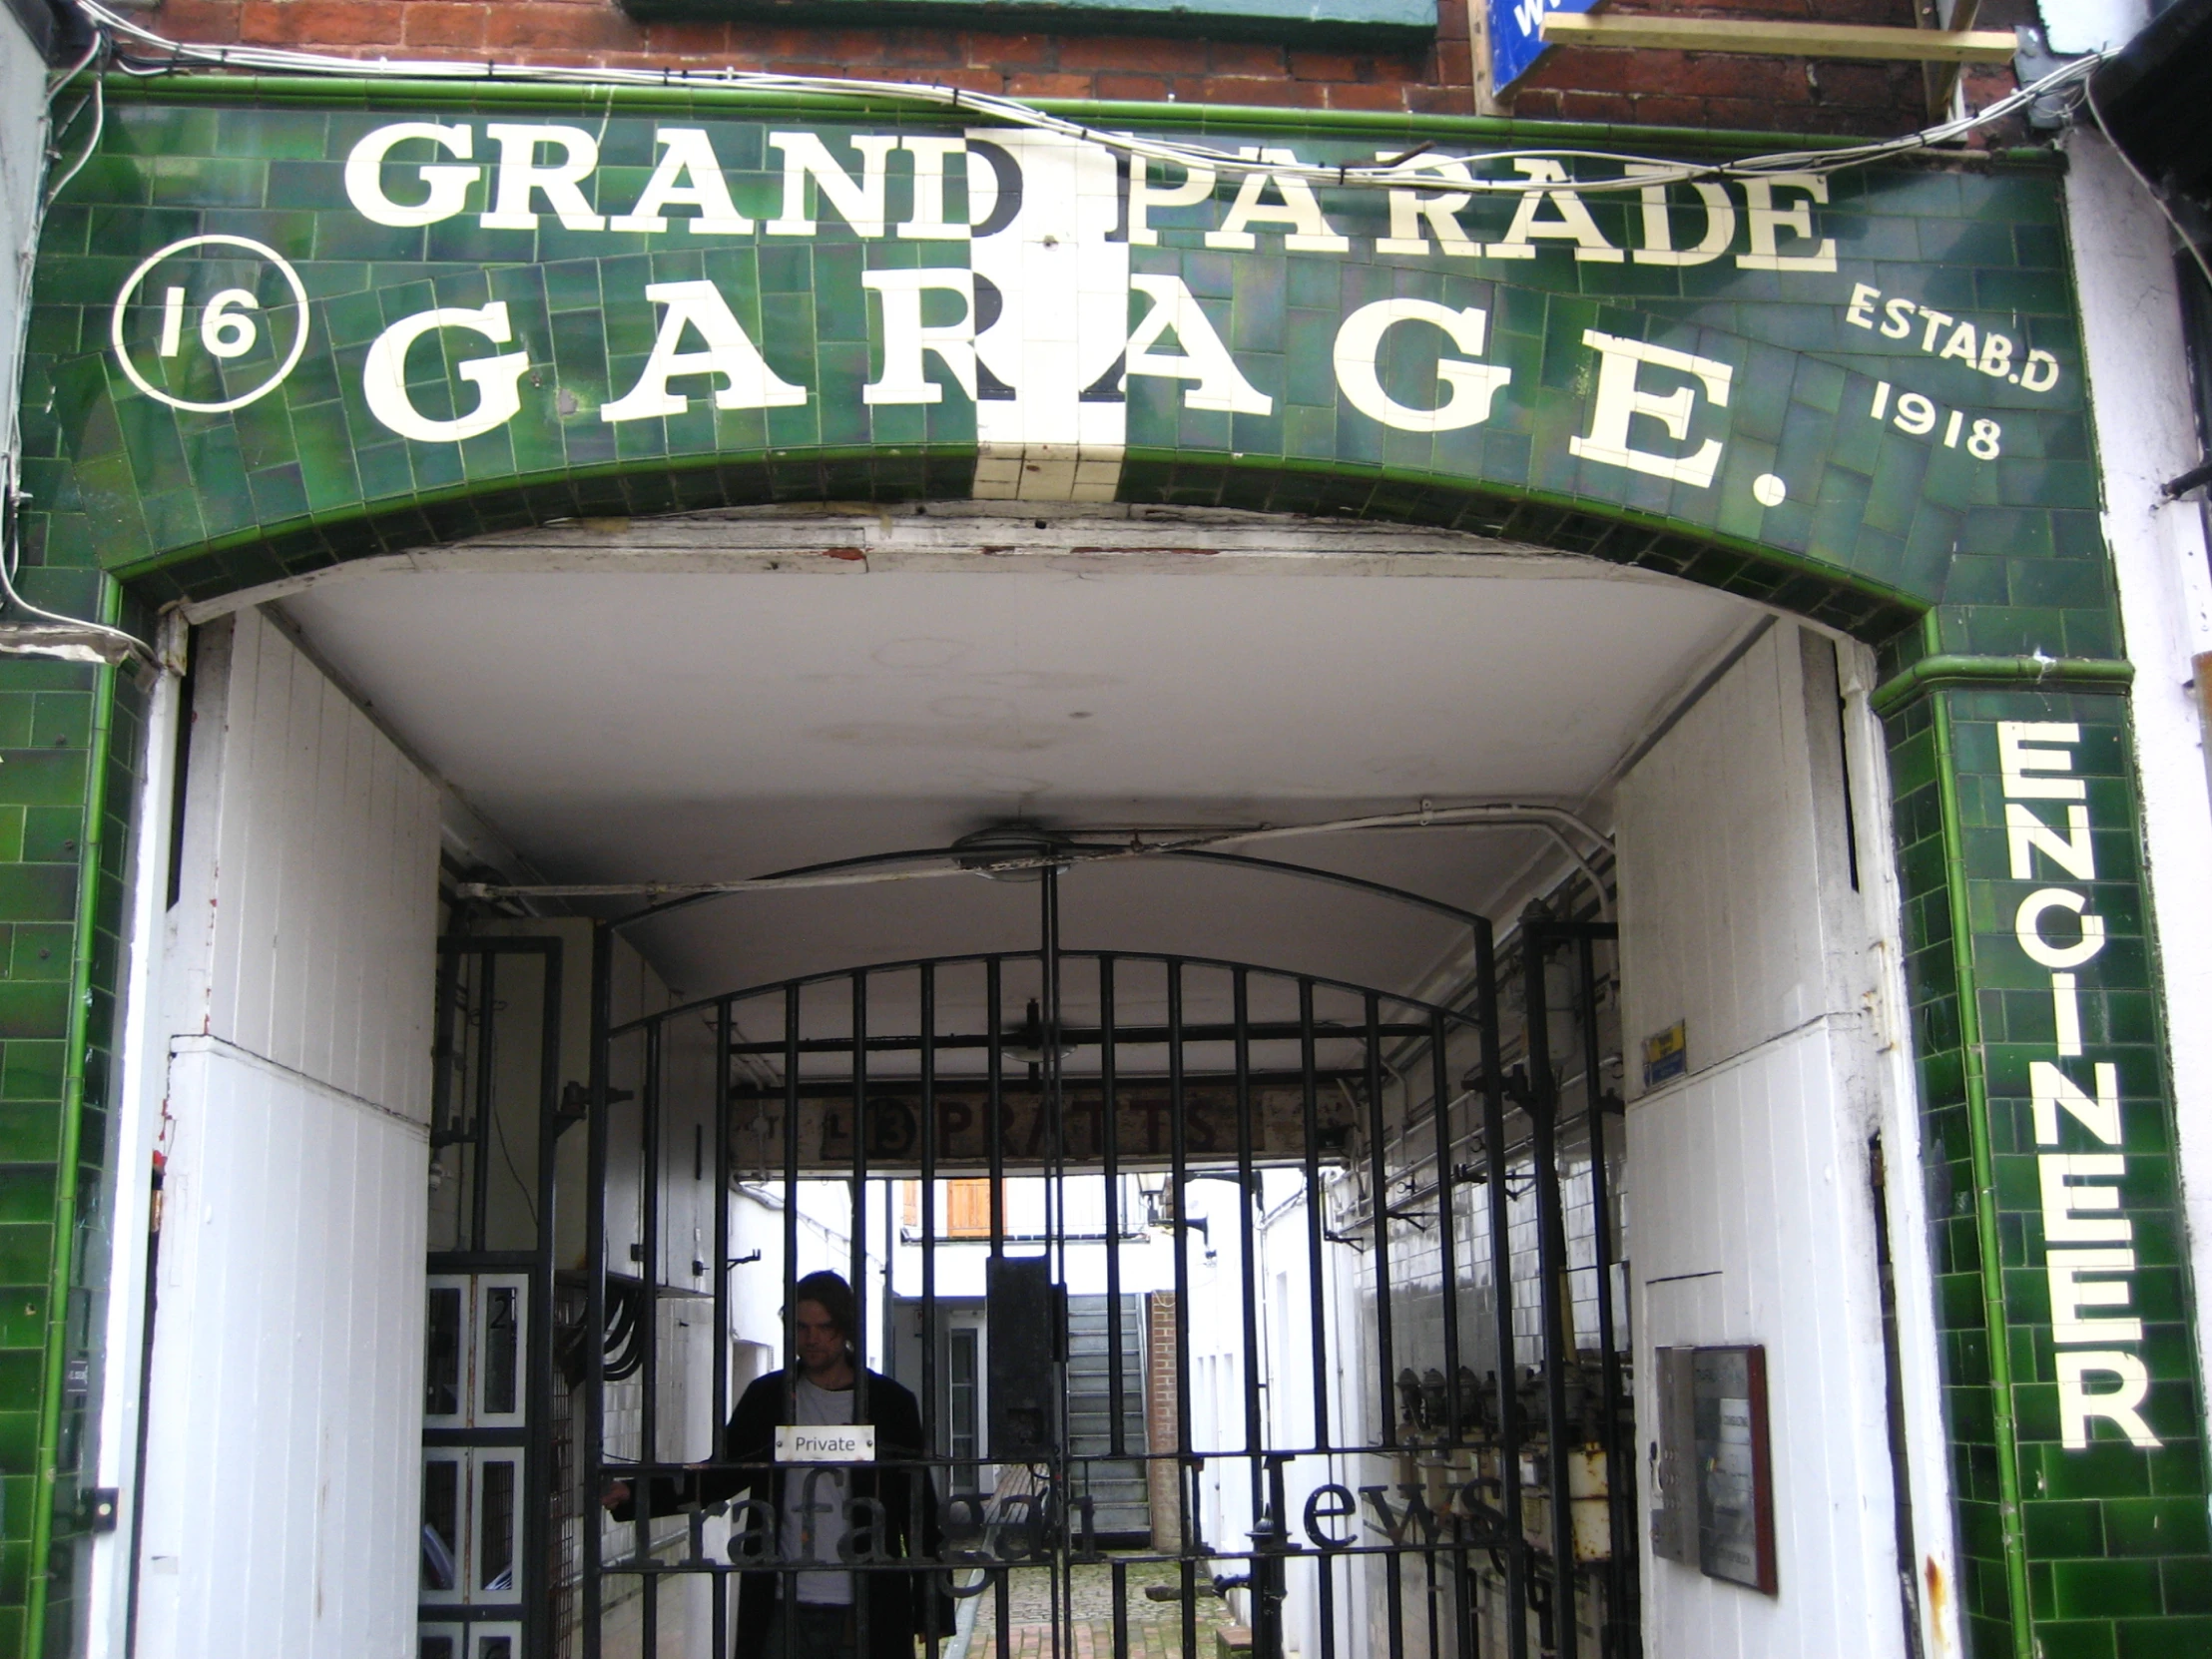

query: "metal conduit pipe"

left=453, top=802, right=1617, bottom=909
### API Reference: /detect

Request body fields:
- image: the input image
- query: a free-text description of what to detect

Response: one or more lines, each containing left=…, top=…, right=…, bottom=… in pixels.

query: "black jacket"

left=622, top=1368, right=952, bottom=1659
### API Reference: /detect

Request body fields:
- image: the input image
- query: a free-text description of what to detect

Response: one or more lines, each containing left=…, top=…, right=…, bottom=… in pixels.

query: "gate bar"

left=850, top=968, right=874, bottom=1659
left=1234, top=967, right=1265, bottom=1521
left=781, top=979, right=803, bottom=1659
left=1298, top=977, right=1342, bottom=1659
left=1101, top=955, right=1126, bottom=1460
left=1428, top=1007, right=1476, bottom=1659
left=1364, top=991, right=1407, bottom=1659
left=1475, top=917, right=1529, bottom=1659
left=919, top=962, right=942, bottom=1658
left=714, top=998, right=733, bottom=1659
left=582, top=921, right=613, bottom=1659
left=1523, top=932, right=1578, bottom=1659
left=639, top=1017, right=663, bottom=1648
left=1574, top=929, right=1634, bottom=1654
left=1169, top=961, right=1199, bottom=1659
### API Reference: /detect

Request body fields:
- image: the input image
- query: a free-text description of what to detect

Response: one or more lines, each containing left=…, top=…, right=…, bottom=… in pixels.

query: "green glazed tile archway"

left=2, top=77, right=2205, bottom=1659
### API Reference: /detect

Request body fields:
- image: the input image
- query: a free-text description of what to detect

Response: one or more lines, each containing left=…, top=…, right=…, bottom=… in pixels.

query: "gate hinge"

left=80, top=1488, right=119, bottom=1533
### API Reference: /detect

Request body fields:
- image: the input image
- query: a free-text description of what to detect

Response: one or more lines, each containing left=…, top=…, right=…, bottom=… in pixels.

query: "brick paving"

left=968, top=1557, right=1240, bottom=1659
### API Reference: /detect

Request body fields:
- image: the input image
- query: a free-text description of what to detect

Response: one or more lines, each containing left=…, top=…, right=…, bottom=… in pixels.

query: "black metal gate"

left=546, top=868, right=1634, bottom=1659
left=423, top=934, right=566, bottom=1659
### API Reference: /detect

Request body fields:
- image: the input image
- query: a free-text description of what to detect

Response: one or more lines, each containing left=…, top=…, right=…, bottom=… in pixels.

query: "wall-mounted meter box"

left=1650, top=1345, right=1777, bottom=1594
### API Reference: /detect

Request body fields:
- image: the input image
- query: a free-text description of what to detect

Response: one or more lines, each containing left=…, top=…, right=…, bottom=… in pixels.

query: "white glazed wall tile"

left=967, top=130, right=1128, bottom=500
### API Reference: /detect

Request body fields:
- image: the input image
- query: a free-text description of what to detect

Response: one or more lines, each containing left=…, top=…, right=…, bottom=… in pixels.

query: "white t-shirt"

left=781, top=1376, right=855, bottom=1605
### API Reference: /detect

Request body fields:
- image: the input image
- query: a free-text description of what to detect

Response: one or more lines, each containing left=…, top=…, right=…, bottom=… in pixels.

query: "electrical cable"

left=2079, top=70, right=2212, bottom=303
left=70, top=0, right=2106, bottom=198
left=0, top=37, right=155, bottom=666
left=454, top=801, right=1613, bottom=901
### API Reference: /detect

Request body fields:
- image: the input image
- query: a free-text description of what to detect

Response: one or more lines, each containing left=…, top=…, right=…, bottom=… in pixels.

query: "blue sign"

left=1488, top=0, right=1602, bottom=93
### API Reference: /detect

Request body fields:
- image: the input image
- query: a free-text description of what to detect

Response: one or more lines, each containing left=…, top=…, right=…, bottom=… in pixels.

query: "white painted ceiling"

left=276, top=528, right=1761, bottom=1002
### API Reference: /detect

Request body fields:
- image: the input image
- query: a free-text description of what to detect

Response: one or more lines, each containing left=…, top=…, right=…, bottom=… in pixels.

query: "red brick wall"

left=1511, top=0, right=2033, bottom=138
left=1145, top=1292, right=1181, bottom=1553
left=1512, top=0, right=1925, bottom=135
left=155, top=0, right=1475, bottom=112
left=147, top=0, right=2019, bottom=137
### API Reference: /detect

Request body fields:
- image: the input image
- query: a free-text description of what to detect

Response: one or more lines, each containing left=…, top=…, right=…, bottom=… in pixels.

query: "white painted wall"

left=2037, top=0, right=2151, bottom=54
left=1617, top=622, right=1948, bottom=1659
left=134, top=1041, right=427, bottom=1659
left=2061, top=131, right=2212, bottom=1457
left=166, top=608, right=442, bottom=1115
left=134, top=607, right=442, bottom=1659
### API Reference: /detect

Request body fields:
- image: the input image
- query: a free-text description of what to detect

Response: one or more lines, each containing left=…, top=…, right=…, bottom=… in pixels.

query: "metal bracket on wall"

left=78, top=1488, right=118, bottom=1534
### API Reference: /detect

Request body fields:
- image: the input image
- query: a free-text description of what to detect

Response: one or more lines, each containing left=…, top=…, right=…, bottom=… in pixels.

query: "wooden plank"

left=1537, top=15, right=2018, bottom=63
left=1926, top=0, right=1985, bottom=116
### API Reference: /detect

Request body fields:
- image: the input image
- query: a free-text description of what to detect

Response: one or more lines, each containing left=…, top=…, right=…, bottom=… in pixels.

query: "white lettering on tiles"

left=1374, top=155, right=1481, bottom=258
left=1736, top=175, right=1837, bottom=273
left=344, top=122, right=481, bottom=228
left=1127, top=157, right=1216, bottom=248
left=2030, top=1061, right=2119, bottom=1147
left=293, top=124, right=2046, bottom=523
left=1205, top=148, right=1350, bottom=253
left=765, top=132, right=900, bottom=238
left=1628, top=167, right=1736, bottom=268
left=1486, top=159, right=1623, bottom=263
left=2014, top=887, right=2107, bottom=970
left=1568, top=329, right=1733, bottom=487
left=1999, top=722, right=2088, bottom=797
left=110, top=235, right=311, bottom=414
left=2055, top=1353, right=2160, bottom=1449
left=861, top=269, right=982, bottom=405
left=361, top=300, right=529, bottom=442
left=600, top=281, right=807, bottom=421
left=897, top=137, right=976, bottom=240
left=607, top=129, right=755, bottom=236
left=1121, top=275, right=1273, bottom=415
left=2006, top=803, right=2095, bottom=880
left=479, top=125, right=607, bottom=232
left=1845, top=281, right=2063, bottom=395
left=2040, top=1153, right=2129, bottom=1245
left=2048, top=1249, right=2141, bottom=1345
left=1333, top=300, right=1511, bottom=433
left=1996, top=719, right=2162, bottom=1450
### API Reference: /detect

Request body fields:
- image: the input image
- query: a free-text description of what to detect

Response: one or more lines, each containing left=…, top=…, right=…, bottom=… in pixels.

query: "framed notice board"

left=1694, top=1347, right=1777, bottom=1592
left=1651, top=1345, right=1777, bottom=1594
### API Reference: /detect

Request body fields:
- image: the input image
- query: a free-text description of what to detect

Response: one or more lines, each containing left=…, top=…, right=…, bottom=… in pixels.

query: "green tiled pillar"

left=0, top=565, right=139, bottom=1659
left=1883, top=670, right=2212, bottom=1659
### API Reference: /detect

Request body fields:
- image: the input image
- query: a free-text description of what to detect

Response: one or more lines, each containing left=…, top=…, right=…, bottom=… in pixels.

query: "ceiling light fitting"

left=950, top=823, right=1071, bottom=883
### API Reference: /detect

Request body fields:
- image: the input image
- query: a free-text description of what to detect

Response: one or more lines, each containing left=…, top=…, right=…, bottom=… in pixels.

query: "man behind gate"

left=610, top=1271, right=951, bottom=1659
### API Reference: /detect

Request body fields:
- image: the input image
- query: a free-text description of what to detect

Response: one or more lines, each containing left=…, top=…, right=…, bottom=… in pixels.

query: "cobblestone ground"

left=966, top=1557, right=1241, bottom=1659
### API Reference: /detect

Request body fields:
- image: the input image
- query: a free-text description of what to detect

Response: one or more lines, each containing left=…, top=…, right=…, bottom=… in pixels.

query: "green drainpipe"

left=26, top=576, right=124, bottom=1659
left=1928, top=682, right=2034, bottom=1659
